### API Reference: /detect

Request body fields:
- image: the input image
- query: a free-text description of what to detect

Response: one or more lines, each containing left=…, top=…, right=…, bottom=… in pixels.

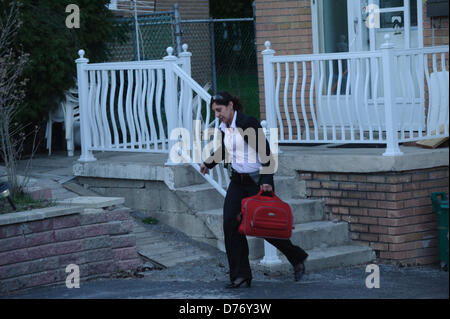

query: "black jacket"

left=203, top=110, right=276, bottom=187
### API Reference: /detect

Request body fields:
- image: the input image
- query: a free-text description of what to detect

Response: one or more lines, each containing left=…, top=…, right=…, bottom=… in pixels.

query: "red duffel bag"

left=238, top=187, right=294, bottom=239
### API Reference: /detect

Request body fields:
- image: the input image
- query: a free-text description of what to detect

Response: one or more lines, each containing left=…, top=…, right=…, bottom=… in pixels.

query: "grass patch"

left=142, top=216, right=159, bottom=225
left=0, top=192, right=55, bottom=214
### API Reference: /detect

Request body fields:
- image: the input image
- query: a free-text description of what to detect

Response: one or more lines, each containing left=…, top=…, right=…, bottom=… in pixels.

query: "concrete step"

left=251, top=244, right=375, bottom=273
left=288, top=198, right=325, bottom=224
left=197, top=208, right=350, bottom=260
left=175, top=183, right=225, bottom=211
left=166, top=165, right=207, bottom=188
left=195, top=198, right=325, bottom=243
left=273, top=175, right=307, bottom=200
left=247, top=221, right=350, bottom=260
left=196, top=209, right=224, bottom=241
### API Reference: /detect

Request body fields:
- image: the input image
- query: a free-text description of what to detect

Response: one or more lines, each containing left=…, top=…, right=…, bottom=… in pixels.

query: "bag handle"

left=258, top=186, right=281, bottom=201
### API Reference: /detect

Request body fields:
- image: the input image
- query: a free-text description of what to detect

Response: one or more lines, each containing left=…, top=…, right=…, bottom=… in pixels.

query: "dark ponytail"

left=210, top=91, right=244, bottom=112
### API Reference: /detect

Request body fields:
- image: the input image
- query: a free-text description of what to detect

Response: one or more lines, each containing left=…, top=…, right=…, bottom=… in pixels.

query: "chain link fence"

left=108, top=12, right=260, bottom=119
left=108, top=11, right=176, bottom=62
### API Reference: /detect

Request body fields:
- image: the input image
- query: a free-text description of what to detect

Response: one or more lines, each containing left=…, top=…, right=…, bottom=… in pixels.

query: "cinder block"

left=110, top=234, right=136, bottom=249
left=106, top=208, right=132, bottom=222
left=84, top=247, right=113, bottom=263
left=83, top=235, right=112, bottom=250
left=53, top=215, right=81, bottom=230
left=0, top=224, right=21, bottom=239
left=80, top=208, right=108, bottom=225
left=0, top=248, right=29, bottom=266
left=113, top=247, right=139, bottom=261
left=25, top=230, right=55, bottom=247
left=0, top=235, right=26, bottom=253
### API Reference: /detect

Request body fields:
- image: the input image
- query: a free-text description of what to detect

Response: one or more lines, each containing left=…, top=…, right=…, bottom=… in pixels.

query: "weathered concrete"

left=277, top=144, right=449, bottom=174
left=0, top=204, right=83, bottom=226
left=56, top=196, right=124, bottom=208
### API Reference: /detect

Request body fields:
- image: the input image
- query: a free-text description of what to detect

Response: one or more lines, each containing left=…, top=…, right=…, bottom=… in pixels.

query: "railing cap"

left=262, top=41, right=275, bottom=55
left=164, top=46, right=178, bottom=61
left=76, top=49, right=89, bottom=63
left=381, top=34, right=395, bottom=50
left=179, top=43, right=192, bottom=57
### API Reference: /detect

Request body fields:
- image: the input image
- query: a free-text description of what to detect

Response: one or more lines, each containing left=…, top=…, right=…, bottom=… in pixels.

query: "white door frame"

left=311, top=0, right=424, bottom=53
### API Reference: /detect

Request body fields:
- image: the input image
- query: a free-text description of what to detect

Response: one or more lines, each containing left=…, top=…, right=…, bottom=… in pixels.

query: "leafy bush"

left=1, top=0, right=120, bottom=123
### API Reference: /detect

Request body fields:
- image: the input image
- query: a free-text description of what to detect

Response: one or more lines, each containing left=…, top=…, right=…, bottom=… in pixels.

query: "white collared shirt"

left=219, top=111, right=261, bottom=174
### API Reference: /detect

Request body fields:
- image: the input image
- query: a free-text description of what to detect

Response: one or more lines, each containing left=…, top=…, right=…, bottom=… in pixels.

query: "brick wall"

left=254, top=0, right=313, bottom=122
left=0, top=207, right=141, bottom=295
left=156, top=0, right=209, bottom=19
left=423, top=2, right=449, bottom=47
left=299, top=166, right=449, bottom=265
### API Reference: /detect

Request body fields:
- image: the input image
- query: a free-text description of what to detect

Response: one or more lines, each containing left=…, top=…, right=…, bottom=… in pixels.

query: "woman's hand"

left=200, top=163, right=209, bottom=175
left=261, top=184, right=273, bottom=192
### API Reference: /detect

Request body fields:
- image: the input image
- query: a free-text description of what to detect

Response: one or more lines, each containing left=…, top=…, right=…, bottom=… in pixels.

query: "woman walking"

left=200, top=92, right=308, bottom=288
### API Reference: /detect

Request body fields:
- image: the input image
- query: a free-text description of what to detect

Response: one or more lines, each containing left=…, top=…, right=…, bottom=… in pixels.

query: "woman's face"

left=212, top=101, right=235, bottom=125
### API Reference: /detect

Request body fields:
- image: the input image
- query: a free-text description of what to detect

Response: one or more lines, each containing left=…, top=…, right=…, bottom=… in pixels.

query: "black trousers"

left=223, top=177, right=309, bottom=282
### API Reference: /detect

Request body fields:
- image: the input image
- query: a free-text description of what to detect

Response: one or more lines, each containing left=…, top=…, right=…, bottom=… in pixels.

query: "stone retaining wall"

left=299, top=166, right=449, bottom=266
left=0, top=199, right=142, bottom=295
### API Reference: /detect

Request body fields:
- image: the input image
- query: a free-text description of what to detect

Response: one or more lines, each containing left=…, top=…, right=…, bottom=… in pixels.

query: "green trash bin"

left=431, top=192, right=449, bottom=270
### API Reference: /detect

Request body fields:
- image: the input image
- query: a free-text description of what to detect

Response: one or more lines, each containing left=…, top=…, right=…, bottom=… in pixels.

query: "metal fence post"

left=209, top=19, right=217, bottom=95
left=75, top=50, right=96, bottom=162
left=174, top=3, right=183, bottom=56
left=381, top=34, right=403, bottom=156
left=164, top=47, right=179, bottom=165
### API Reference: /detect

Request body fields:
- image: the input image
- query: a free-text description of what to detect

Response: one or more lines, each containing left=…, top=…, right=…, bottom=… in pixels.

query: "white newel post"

left=164, top=47, right=179, bottom=165
left=381, top=35, right=403, bottom=156
left=259, top=120, right=282, bottom=266
left=76, top=50, right=96, bottom=162
left=262, top=41, right=277, bottom=133
left=179, top=44, right=193, bottom=142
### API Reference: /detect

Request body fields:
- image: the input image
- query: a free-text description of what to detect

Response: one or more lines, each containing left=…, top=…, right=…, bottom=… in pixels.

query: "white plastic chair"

left=45, top=87, right=80, bottom=157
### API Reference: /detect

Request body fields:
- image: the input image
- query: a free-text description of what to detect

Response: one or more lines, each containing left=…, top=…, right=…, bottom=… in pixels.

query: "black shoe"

left=225, top=278, right=252, bottom=289
left=294, top=261, right=306, bottom=282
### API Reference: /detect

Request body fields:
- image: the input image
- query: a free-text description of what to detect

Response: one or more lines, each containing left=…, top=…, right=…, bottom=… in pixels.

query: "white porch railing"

left=262, top=34, right=449, bottom=156
left=75, top=44, right=232, bottom=196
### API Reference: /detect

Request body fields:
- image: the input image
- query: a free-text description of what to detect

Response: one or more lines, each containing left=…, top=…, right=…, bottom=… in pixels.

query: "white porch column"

left=260, top=241, right=282, bottom=266
left=76, top=50, right=96, bottom=162
left=262, top=41, right=277, bottom=132
left=164, top=47, right=179, bottom=166
left=381, top=35, right=403, bottom=157
left=179, top=44, right=193, bottom=140
left=259, top=120, right=282, bottom=266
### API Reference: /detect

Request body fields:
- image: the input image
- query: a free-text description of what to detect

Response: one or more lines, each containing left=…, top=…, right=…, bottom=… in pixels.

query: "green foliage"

left=1, top=0, right=120, bottom=123
left=142, top=217, right=159, bottom=225
left=210, top=0, right=254, bottom=18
